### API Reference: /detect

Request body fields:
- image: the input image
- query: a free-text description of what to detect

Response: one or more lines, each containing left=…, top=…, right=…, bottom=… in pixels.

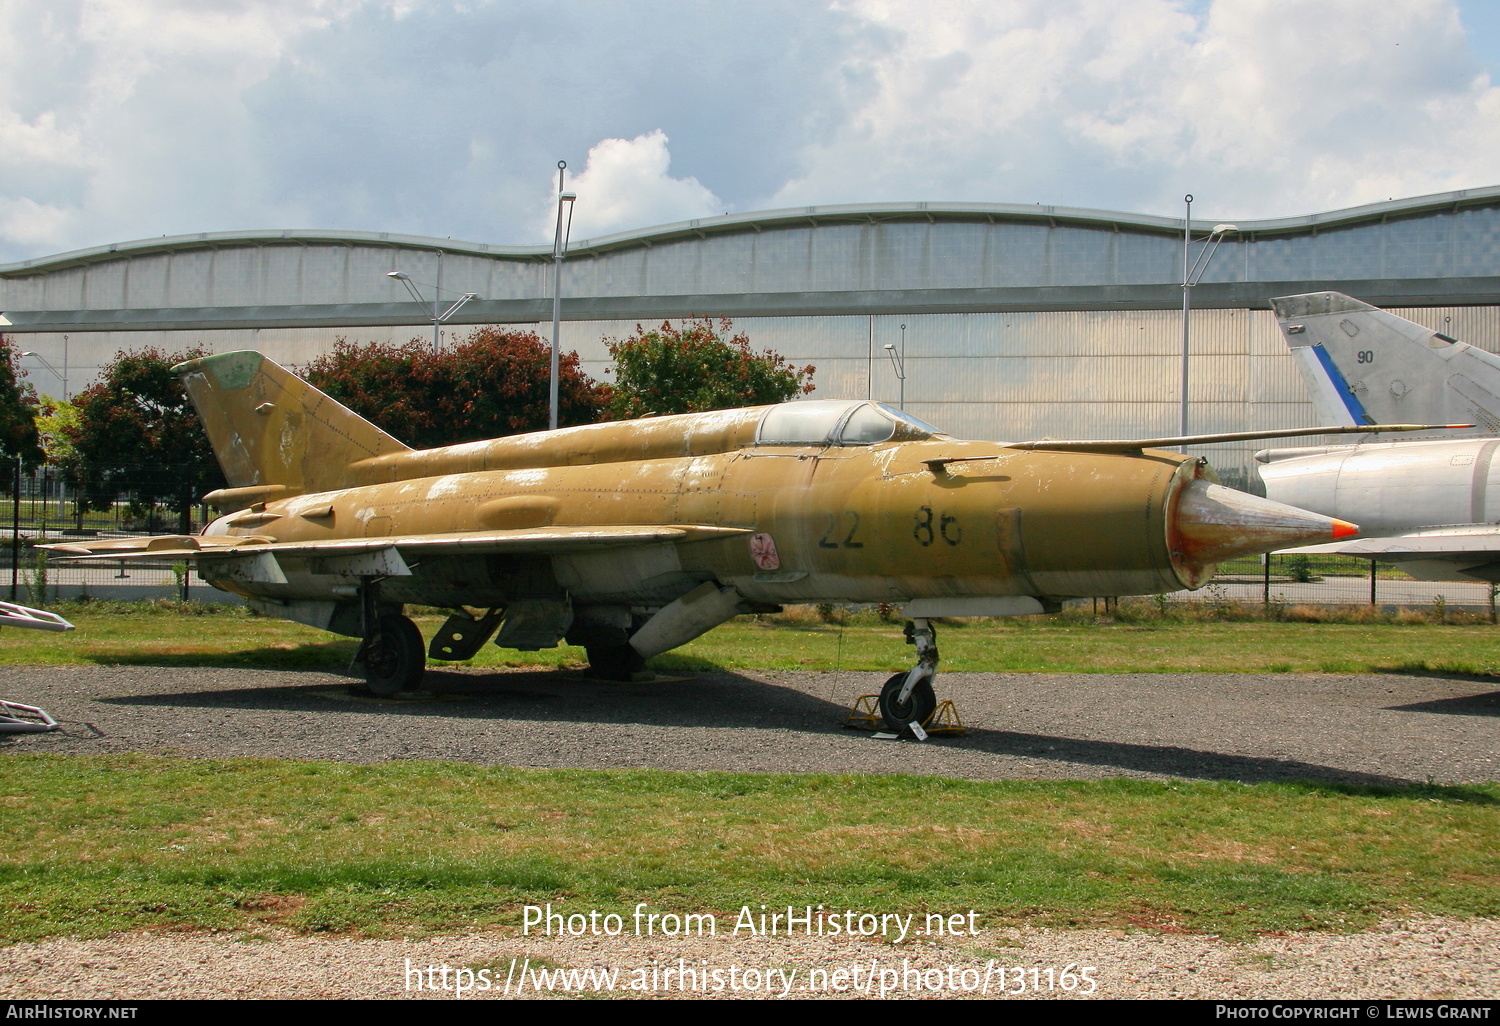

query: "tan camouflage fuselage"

left=198, top=404, right=1211, bottom=613
left=46, top=352, right=1351, bottom=670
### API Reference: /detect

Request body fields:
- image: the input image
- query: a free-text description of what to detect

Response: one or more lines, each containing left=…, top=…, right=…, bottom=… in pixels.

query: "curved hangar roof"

left=3, top=187, right=1500, bottom=333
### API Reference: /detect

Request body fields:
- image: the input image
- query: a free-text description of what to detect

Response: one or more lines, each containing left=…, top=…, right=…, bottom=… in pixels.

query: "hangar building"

left=4, top=186, right=1500, bottom=487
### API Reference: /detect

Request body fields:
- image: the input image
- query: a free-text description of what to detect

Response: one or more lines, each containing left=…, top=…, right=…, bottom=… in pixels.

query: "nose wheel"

left=878, top=617, right=940, bottom=733
left=878, top=671, right=936, bottom=729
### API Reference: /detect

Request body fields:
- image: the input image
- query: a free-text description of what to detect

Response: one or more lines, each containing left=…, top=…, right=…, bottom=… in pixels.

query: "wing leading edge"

left=1279, top=525, right=1500, bottom=582
left=43, top=524, right=751, bottom=562
left=1286, top=524, right=1500, bottom=560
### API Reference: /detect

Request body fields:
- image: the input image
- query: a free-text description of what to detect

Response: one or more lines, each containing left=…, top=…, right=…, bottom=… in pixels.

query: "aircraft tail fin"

left=1271, top=292, right=1500, bottom=435
left=174, top=351, right=411, bottom=505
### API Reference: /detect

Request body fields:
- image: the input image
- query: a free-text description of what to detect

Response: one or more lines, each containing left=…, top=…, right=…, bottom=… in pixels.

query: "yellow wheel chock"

left=844, top=694, right=965, bottom=735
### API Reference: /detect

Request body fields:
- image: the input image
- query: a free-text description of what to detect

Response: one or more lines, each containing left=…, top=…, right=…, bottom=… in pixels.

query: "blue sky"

left=2, top=0, right=1499, bottom=262
left=1459, top=0, right=1500, bottom=73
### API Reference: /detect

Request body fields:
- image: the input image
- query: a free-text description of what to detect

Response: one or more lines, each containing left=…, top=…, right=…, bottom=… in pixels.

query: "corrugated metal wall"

left=11, top=201, right=1500, bottom=311
left=17, top=303, right=1497, bottom=492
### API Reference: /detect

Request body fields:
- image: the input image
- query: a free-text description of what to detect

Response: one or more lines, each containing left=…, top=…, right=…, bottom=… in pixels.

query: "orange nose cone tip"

left=1175, top=480, right=1361, bottom=565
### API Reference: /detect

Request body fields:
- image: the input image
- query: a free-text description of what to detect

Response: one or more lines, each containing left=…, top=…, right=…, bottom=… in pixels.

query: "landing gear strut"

left=878, top=618, right=939, bottom=732
left=585, top=643, right=646, bottom=682
left=353, top=578, right=425, bottom=695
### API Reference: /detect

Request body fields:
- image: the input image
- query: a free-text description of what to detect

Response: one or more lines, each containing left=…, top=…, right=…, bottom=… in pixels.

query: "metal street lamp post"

left=883, top=341, right=906, bottom=410
left=385, top=272, right=478, bottom=352
left=20, top=348, right=66, bottom=400
left=881, top=322, right=909, bottom=410
left=1179, top=194, right=1237, bottom=446
left=550, top=160, right=577, bottom=431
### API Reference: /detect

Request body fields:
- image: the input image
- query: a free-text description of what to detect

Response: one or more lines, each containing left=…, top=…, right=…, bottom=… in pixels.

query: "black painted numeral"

left=843, top=511, right=863, bottom=548
left=914, top=506, right=934, bottom=547
left=916, top=507, right=961, bottom=546
left=940, top=512, right=962, bottom=546
left=821, top=511, right=863, bottom=548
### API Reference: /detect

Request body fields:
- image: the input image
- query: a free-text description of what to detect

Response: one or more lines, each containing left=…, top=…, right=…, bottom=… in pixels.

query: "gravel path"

left=3, top=663, right=1497, bottom=1000
left=3, top=663, right=1496, bottom=784
left=1, top=919, right=1495, bottom=1000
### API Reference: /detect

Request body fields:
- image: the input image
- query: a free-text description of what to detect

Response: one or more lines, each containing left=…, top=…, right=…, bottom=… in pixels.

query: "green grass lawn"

left=3, top=603, right=1499, bottom=677
left=4, top=605, right=1497, bottom=946
left=662, top=618, right=1500, bottom=676
left=1, top=756, right=1494, bottom=944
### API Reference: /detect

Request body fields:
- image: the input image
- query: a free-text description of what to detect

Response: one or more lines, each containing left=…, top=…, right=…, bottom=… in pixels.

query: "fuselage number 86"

left=914, top=506, right=962, bottom=547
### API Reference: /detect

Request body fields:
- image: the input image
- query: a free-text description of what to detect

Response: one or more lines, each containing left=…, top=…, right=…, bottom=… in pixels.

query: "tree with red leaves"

left=302, top=327, right=610, bottom=448
left=66, top=347, right=224, bottom=529
left=0, top=335, right=43, bottom=471
left=605, top=318, right=814, bottom=419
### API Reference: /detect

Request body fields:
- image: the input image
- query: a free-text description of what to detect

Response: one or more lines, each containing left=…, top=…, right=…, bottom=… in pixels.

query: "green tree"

left=66, top=347, right=225, bottom=531
left=35, top=394, right=79, bottom=467
left=302, top=327, right=610, bottom=448
left=605, top=318, right=814, bottom=418
left=0, top=335, right=44, bottom=471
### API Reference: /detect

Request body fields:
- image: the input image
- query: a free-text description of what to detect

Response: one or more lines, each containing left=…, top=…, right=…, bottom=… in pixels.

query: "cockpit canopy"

left=755, top=400, right=943, bottom=447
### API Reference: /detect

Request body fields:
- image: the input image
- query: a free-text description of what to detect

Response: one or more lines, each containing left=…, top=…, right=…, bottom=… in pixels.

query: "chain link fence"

left=2, top=465, right=229, bottom=606
left=1157, top=553, right=1498, bottom=620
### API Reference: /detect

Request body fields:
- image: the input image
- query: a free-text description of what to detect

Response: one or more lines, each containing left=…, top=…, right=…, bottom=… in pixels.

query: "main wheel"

left=585, top=642, right=646, bottom=682
left=878, top=671, right=936, bottom=732
left=364, top=613, right=425, bottom=695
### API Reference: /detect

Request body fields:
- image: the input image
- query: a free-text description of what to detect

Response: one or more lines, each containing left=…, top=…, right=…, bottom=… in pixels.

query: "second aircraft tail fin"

left=1271, top=292, right=1500, bottom=434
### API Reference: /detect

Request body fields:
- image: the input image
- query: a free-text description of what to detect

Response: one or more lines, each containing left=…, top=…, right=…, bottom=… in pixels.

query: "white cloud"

left=0, top=198, right=75, bottom=248
left=0, top=0, right=355, bottom=258
left=1, top=0, right=1499, bottom=263
left=0, top=110, right=87, bottom=168
left=548, top=131, right=724, bottom=240
left=0, top=0, right=852, bottom=261
left=771, top=0, right=1500, bottom=219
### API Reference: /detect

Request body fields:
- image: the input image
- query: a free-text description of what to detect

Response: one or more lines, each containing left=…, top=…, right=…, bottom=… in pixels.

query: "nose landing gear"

left=877, top=617, right=940, bottom=733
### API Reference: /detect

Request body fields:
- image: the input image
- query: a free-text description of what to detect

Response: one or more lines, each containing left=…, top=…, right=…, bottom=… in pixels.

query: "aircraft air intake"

left=1172, top=479, right=1357, bottom=566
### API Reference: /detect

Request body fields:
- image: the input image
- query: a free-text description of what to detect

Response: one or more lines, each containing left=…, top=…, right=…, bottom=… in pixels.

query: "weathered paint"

left=52, top=351, right=1353, bottom=654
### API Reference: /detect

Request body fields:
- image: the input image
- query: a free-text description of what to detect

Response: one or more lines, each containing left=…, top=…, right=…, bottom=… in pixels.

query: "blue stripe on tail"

left=1310, top=344, right=1374, bottom=424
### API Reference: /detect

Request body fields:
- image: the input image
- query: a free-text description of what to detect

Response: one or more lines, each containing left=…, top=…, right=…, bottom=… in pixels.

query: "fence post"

left=1369, top=560, right=1377, bottom=606
left=9, top=455, right=18, bottom=602
left=1262, top=552, right=1270, bottom=609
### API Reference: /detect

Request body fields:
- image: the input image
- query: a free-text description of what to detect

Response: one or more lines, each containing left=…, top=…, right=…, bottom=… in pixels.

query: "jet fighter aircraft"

left=48, top=351, right=1361, bottom=730
left=1259, top=292, right=1500, bottom=582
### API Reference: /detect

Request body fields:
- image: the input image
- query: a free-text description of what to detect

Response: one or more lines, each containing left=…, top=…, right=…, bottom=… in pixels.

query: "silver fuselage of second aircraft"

left=1260, top=292, right=1500, bottom=582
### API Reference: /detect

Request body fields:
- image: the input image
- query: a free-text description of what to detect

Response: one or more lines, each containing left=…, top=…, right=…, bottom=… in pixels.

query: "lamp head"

left=387, top=271, right=411, bottom=280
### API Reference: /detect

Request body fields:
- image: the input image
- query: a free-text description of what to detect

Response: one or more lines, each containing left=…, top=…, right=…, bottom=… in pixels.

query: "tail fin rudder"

left=174, top=351, right=410, bottom=506
left=1271, top=292, right=1500, bottom=434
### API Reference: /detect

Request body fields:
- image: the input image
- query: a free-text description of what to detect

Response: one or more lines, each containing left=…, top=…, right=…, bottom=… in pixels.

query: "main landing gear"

left=878, top=617, right=939, bottom=732
left=352, top=578, right=425, bottom=695
left=584, top=643, right=646, bottom=682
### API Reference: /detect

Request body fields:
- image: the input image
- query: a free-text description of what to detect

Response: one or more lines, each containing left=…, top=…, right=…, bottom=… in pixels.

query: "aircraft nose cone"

left=1173, top=479, right=1357, bottom=565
